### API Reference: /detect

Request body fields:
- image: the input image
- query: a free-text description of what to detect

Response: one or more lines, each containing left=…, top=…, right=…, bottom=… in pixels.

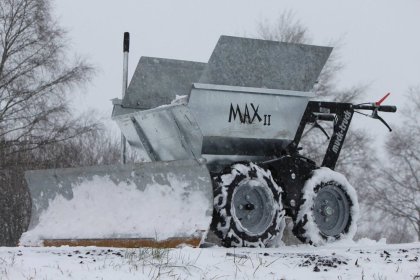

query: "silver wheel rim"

left=313, top=185, right=350, bottom=237
left=231, top=179, right=275, bottom=235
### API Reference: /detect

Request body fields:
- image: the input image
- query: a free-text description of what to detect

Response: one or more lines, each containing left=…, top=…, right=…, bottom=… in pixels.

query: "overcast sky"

left=54, top=0, right=420, bottom=136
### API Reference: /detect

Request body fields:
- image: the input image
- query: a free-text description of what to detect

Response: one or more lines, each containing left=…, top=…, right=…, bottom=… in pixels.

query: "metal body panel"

left=113, top=83, right=312, bottom=162
left=199, top=35, right=332, bottom=91
left=114, top=115, right=152, bottom=161
left=114, top=104, right=203, bottom=162
left=188, top=84, right=313, bottom=155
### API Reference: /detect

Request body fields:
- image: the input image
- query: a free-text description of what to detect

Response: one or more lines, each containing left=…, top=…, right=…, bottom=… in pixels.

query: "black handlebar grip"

left=378, top=105, right=397, bottom=112
left=123, top=32, right=130, bottom=52
left=353, top=104, right=397, bottom=112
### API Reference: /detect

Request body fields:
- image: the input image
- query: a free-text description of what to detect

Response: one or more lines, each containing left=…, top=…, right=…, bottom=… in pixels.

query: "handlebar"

left=353, top=104, right=397, bottom=113
left=308, top=100, right=396, bottom=132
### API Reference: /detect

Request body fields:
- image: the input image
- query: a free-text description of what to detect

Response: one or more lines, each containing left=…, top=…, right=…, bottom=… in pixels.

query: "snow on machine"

left=20, top=34, right=397, bottom=248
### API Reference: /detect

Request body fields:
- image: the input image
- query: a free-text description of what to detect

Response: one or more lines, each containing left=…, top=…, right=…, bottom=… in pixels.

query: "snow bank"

left=20, top=174, right=212, bottom=246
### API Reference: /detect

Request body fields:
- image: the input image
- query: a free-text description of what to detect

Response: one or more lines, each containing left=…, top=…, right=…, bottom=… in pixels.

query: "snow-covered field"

left=1, top=240, right=419, bottom=280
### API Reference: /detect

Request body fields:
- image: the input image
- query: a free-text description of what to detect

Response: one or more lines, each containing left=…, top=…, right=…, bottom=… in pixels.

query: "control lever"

left=370, top=109, right=392, bottom=132
left=354, top=93, right=394, bottom=132
left=371, top=92, right=392, bottom=132
left=303, top=117, right=330, bottom=140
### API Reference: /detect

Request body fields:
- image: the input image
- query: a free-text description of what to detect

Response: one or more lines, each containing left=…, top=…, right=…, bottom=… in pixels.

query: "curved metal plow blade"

left=21, top=160, right=213, bottom=248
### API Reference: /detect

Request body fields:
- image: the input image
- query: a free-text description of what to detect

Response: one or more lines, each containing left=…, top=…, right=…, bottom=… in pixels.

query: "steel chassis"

left=259, top=101, right=397, bottom=218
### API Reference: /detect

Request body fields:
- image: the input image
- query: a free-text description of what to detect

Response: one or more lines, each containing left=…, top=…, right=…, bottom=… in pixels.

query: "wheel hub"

left=313, top=185, right=350, bottom=237
left=322, top=205, right=334, bottom=216
left=244, top=203, right=255, bottom=211
left=231, top=179, right=276, bottom=235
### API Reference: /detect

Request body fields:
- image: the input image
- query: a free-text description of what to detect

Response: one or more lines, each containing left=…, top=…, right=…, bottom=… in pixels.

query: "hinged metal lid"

left=199, top=35, right=332, bottom=91
left=123, top=57, right=205, bottom=109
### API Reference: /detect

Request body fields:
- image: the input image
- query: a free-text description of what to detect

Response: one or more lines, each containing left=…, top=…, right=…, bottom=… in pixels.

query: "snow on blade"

left=20, top=174, right=212, bottom=246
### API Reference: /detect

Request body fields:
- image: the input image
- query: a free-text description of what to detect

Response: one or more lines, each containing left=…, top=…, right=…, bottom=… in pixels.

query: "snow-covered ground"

left=1, top=240, right=419, bottom=280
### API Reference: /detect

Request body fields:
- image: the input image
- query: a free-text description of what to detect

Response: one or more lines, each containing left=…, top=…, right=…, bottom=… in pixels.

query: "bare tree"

left=31, top=127, right=121, bottom=169
left=0, top=0, right=96, bottom=161
left=256, top=11, right=309, bottom=44
left=0, top=0, right=105, bottom=246
left=365, top=87, right=420, bottom=241
left=0, top=168, right=30, bottom=246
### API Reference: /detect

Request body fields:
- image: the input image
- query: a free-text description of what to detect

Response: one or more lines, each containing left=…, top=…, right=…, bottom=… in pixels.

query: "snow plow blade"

left=20, top=159, right=213, bottom=248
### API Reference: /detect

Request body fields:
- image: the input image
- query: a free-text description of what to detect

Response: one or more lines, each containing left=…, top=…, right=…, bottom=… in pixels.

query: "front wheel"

left=293, top=167, right=359, bottom=245
left=210, top=163, right=285, bottom=247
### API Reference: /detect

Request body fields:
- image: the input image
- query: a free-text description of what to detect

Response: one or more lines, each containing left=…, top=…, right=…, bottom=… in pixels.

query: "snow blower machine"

left=20, top=35, right=397, bottom=248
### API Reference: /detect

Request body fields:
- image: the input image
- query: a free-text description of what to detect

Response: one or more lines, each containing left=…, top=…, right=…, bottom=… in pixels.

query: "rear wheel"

left=293, top=167, right=359, bottom=245
left=211, top=163, right=285, bottom=247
